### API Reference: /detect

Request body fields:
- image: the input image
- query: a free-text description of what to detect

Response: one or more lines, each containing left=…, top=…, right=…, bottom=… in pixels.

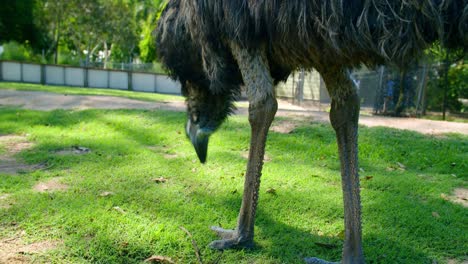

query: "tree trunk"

left=415, top=62, right=428, bottom=116
left=103, top=42, right=109, bottom=69
left=442, top=52, right=450, bottom=120
left=53, top=20, right=60, bottom=64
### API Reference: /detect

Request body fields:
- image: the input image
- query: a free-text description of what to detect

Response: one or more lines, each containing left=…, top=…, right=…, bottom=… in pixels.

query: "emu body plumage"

left=156, top=1, right=466, bottom=263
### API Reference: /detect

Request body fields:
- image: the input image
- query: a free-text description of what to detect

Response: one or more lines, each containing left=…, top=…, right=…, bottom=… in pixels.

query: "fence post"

left=41, top=64, right=46, bottom=85
left=20, top=62, right=24, bottom=82
left=154, top=74, right=158, bottom=93
left=128, top=71, right=133, bottom=91
left=63, top=66, right=66, bottom=86
left=0, top=61, right=3, bottom=81
left=84, top=68, right=89, bottom=87
left=106, top=70, right=110, bottom=88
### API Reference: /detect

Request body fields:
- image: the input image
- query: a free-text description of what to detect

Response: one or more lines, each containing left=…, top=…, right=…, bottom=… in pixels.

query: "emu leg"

left=306, top=72, right=364, bottom=264
left=332, top=92, right=364, bottom=264
left=209, top=44, right=277, bottom=250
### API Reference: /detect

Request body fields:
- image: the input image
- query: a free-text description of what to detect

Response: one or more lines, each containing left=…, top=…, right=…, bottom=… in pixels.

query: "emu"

left=156, top=1, right=466, bottom=263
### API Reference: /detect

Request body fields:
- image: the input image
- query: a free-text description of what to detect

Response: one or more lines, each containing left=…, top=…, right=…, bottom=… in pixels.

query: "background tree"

left=425, top=43, right=467, bottom=116
left=33, top=0, right=70, bottom=63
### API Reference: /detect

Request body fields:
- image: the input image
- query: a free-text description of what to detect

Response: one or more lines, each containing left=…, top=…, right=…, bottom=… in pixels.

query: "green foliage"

left=139, top=15, right=157, bottom=63
left=57, top=45, right=81, bottom=66
left=425, top=43, right=467, bottom=113
left=0, top=41, right=42, bottom=62
left=0, top=0, right=164, bottom=67
left=450, top=62, right=468, bottom=99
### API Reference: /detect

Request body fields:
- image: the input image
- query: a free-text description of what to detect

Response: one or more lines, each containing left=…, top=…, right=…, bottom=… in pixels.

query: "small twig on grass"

left=179, top=226, right=203, bottom=264
left=212, top=251, right=224, bottom=264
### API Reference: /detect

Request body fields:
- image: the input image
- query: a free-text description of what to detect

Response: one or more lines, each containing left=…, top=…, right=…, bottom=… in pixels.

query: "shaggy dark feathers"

left=157, top=0, right=466, bottom=95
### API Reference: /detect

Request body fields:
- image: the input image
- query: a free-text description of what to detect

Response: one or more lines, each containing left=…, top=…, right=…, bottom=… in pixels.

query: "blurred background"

left=0, top=0, right=466, bottom=119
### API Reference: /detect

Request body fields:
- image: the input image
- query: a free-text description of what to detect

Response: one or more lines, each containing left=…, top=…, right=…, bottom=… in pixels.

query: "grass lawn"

left=0, top=91, right=467, bottom=263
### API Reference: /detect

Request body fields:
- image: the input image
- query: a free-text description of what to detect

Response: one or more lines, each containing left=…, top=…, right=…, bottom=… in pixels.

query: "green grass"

left=0, top=104, right=467, bottom=263
left=0, top=82, right=183, bottom=102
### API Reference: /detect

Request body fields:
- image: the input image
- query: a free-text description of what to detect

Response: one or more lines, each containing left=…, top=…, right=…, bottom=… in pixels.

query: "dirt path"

left=1, top=89, right=467, bottom=135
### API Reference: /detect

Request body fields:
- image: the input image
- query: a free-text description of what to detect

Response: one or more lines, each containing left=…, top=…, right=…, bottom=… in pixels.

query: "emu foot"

left=208, top=226, right=254, bottom=250
left=304, top=257, right=339, bottom=264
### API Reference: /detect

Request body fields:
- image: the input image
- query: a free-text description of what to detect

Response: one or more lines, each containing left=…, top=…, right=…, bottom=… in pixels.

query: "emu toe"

left=208, top=226, right=254, bottom=250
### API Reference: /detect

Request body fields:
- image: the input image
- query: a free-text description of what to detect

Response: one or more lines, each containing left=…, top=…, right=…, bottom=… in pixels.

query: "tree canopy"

left=1, top=0, right=164, bottom=65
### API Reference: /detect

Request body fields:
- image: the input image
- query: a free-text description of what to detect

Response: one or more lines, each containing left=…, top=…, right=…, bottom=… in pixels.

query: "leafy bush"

left=0, top=41, right=41, bottom=62
left=57, top=45, right=81, bottom=66
left=426, top=61, right=467, bottom=113
left=138, top=14, right=157, bottom=63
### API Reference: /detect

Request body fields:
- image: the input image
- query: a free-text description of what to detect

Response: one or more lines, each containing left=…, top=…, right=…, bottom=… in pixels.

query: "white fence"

left=0, top=60, right=181, bottom=95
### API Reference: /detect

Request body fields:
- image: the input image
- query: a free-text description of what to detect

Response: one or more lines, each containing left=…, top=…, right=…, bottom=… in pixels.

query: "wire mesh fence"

left=288, top=62, right=466, bottom=116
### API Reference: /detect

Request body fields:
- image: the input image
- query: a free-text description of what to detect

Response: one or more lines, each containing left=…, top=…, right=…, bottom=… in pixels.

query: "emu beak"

left=186, top=120, right=211, bottom=163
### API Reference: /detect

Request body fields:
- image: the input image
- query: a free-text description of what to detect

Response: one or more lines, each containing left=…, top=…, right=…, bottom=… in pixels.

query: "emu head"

left=183, top=81, right=235, bottom=163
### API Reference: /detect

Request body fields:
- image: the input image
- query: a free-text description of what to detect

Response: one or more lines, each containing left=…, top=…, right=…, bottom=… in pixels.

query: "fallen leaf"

left=99, top=191, right=114, bottom=197
left=144, top=255, right=175, bottom=263
left=266, top=188, right=277, bottom=195
left=113, top=206, right=126, bottom=214
left=153, top=177, right=167, bottom=184
left=191, top=168, right=197, bottom=173
left=396, top=162, right=406, bottom=170
left=432, top=212, right=440, bottom=218
left=440, top=193, right=449, bottom=200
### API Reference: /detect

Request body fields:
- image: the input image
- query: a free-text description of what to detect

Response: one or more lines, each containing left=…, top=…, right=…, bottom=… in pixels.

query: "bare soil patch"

left=33, top=178, right=69, bottom=193
left=0, top=135, right=44, bottom=175
left=0, top=233, right=62, bottom=264
left=0, top=194, right=12, bottom=209
left=0, top=135, right=34, bottom=154
left=450, top=188, right=468, bottom=208
left=270, top=120, right=299, bottom=134
left=148, top=145, right=179, bottom=159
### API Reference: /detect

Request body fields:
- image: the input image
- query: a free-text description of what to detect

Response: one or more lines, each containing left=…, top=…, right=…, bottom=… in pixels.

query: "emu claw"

left=304, top=257, right=339, bottom=264
left=208, top=226, right=254, bottom=250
